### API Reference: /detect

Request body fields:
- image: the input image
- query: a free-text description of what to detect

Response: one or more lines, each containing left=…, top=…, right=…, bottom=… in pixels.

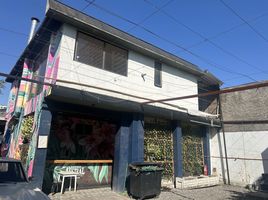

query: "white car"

left=0, top=158, right=50, bottom=200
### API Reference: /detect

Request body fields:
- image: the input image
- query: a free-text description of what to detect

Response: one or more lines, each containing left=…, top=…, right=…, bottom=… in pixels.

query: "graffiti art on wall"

left=25, top=31, right=62, bottom=177
left=43, top=163, right=113, bottom=193
left=43, top=114, right=117, bottom=192
left=4, top=30, right=62, bottom=179
left=5, top=80, right=19, bottom=121
left=47, top=115, right=118, bottom=160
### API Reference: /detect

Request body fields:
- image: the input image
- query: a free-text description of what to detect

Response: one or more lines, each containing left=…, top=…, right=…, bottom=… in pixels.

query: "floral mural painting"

left=43, top=163, right=112, bottom=193
left=47, top=115, right=117, bottom=160
left=43, top=114, right=118, bottom=192
left=50, top=164, right=109, bottom=184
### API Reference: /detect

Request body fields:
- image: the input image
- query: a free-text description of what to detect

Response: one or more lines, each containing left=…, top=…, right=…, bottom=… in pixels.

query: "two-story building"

left=3, top=0, right=222, bottom=193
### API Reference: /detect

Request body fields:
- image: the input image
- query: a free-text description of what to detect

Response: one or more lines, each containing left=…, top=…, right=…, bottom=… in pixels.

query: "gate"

left=144, top=119, right=173, bottom=180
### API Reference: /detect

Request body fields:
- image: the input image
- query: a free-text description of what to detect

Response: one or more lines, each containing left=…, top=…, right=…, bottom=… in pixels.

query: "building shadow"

left=250, top=147, right=268, bottom=192
left=261, top=148, right=268, bottom=174
left=227, top=189, right=265, bottom=200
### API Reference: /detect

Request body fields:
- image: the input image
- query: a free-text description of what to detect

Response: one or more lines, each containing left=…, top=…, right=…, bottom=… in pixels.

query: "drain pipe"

left=218, top=95, right=230, bottom=185
left=28, top=17, right=40, bottom=44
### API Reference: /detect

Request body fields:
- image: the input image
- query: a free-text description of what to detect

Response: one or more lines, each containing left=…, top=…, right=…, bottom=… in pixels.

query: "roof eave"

left=46, top=0, right=222, bottom=85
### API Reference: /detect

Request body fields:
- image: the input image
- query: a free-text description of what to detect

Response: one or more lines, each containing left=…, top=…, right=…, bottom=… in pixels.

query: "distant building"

left=211, top=81, right=268, bottom=187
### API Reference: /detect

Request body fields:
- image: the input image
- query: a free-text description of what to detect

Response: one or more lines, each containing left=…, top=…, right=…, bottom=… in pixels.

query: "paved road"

left=49, top=185, right=266, bottom=200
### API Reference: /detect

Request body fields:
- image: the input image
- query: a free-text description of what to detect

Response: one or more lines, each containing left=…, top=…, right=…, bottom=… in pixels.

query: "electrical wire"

left=82, top=0, right=96, bottom=11
left=183, top=12, right=268, bottom=50
left=127, top=0, right=174, bottom=32
left=144, top=0, right=268, bottom=74
left=220, top=0, right=268, bottom=43
left=0, top=37, right=261, bottom=89
left=1, top=2, right=264, bottom=92
left=86, top=1, right=258, bottom=82
left=0, top=9, right=263, bottom=83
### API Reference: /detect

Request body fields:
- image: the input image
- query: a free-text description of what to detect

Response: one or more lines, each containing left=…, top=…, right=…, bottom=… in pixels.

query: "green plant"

left=20, top=115, right=34, bottom=166
left=21, top=115, right=34, bottom=142
left=131, top=165, right=163, bottom=172
left=144, top=123, right=173, bottom=180
left=182, top=124, right=204, bottom=176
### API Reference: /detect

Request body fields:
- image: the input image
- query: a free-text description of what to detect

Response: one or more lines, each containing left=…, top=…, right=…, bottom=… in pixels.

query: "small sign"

left=38, top=135, right=48, bottom=148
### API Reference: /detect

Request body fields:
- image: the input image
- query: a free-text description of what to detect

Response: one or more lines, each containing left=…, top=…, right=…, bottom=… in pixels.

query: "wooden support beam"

left=47, top=160, right=113, bottom=164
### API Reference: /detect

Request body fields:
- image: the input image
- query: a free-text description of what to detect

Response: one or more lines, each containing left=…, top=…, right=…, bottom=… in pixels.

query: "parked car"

left=0, top=158, right=50, bottom=200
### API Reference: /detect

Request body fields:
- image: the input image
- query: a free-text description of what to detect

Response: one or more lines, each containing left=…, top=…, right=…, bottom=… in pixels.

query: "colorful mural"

left=25, top=31, right=62, bottom=177
left=43, top=114, right=118, bottom=192
left=5, top=80, right=19, bottom=120
left=15, top=60, right=32, bottom=114
left=43, top=163, right=113, bottom=193
left=47, top=115, right=117, bottom=160
left=4, top=30, right=62, bottom=179
left=7, top=109, right=25, bottom=159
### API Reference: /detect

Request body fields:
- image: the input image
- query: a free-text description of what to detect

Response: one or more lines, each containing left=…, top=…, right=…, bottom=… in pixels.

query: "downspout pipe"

left=218, top=95, right=230, bottom=185
left=28, top=17, right=40, bottom=44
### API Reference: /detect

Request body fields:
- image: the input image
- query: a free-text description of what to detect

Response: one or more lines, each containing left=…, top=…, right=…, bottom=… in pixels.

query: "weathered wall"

left=220, top=85, right=268, bottom=132
left=211, top=130, right=268, bottom=186
left=210, top=84, right=268, bottom=186
left=56, top=24, right=199, bottom=112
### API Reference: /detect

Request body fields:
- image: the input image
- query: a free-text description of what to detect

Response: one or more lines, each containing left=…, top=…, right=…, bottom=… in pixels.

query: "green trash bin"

left=128, top=162, right=163, bottom=199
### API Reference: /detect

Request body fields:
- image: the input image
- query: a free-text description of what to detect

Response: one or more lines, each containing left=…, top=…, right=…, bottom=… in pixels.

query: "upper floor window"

left=74, top=32, right=128, bottom=76
left=154, top=61, right=162, bottom=87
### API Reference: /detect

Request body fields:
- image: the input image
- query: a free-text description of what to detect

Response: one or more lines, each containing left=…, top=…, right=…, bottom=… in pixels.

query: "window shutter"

left=104, top=43, right=128, bottom=76
left=75, top=32, right=104, bottom=69
left=75, top=32, right=128, bottom=76
left=154, top=61, right=162, bottom=87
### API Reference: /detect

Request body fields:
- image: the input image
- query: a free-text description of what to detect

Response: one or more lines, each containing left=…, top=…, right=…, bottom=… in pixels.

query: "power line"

left=142, top=81, right=268, bottom=104
left=0, top=47, right=208, bottom=94
left=0, top=2, right=263, bottom=91
left=88, top=1, right=258, bottom=82
left=0, top=8, right=262, bottom=82
left=220, top=0, right=268, bottom=43
left=0, top=36, right=261, bottom=87
left=184, top=11, right=268, bottom=50
left=0, top=46, right=262, bottom=90
left=59, top=34, right=202, bottom=105
left=127, top=0, right=174, bottom=32
left=145, top=0, right=268, bottom=74
left=0, top=71, right=187, bottom=110
left=3, top=31, right=208, bottom=106
left=3, top=69, right=265, bottom=109
left=0, top=27, right=28, bottom=37
left=0, top=51, right=18, bottom=58
left=82, top=0, right=95, bottom=11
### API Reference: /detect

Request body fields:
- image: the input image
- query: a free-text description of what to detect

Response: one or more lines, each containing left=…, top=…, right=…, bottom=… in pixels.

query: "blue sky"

left=1, top=0, right=268, bottom=105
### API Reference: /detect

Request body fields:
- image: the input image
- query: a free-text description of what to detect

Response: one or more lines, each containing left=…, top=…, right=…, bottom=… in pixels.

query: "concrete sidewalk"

left=49, top=187, right=129, bottom=200
left=49, top=185, right=267, bottom=200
